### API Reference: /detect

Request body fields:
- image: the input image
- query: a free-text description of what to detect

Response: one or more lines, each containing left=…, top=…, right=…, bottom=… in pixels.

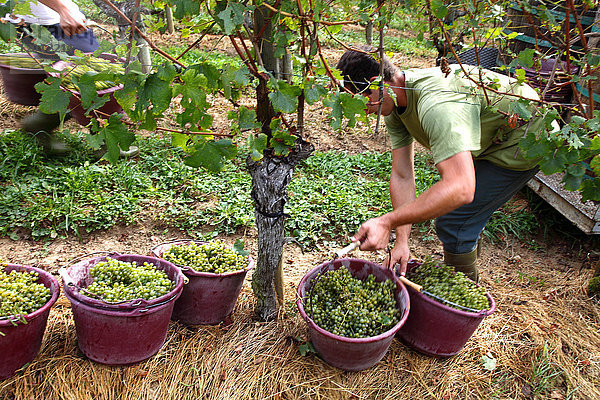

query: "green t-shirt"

left=385, top=65, right=545, bottom=171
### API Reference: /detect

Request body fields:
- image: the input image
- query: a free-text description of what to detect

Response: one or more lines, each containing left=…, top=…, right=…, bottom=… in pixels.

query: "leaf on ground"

left=298, top=341, right=316, bottom=356
left=482, top=353, right=497, bottom=371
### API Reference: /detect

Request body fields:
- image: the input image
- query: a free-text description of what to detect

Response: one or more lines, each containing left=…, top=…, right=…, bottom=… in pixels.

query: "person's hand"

left=58, top=12, right=87, bottom=36
left=383, top=242, right=410, bottom=276
left=351, top=216, right=391, bottom=251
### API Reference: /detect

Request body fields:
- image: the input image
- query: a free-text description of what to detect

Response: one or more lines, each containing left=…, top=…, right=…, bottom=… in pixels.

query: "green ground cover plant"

left=0, top=130, right=541, bottom=247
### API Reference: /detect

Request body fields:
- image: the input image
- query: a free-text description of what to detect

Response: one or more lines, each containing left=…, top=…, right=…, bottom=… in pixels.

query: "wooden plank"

left=526, top=172, right=600, bottom=234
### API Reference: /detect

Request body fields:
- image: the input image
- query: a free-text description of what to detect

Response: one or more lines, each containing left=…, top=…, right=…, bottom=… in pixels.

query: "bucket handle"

left=63, top=251, right=120, bottom=269
left=150, top=240, right=200, bottom=273
left=392, top=263, right=489, bottom=315
left=58, top=251, right=120, bottom=298
left=151, top=239, right=254, bottom=275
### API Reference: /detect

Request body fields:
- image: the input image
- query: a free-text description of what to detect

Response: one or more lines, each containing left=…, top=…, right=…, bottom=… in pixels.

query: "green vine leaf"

left=509, top=48, right=535, bottom=68
left=34, top=77, right=71, bottom=117
left=78, top=73, right=109, bottom=111
left=509, top=100, right=532, bottom=121
left=562, top=171, right=584, bottom=192
left=229, top=106, right=260, bottom=134
left=581, top=178, right=600, bottom=202
left=233, top=239, right=249, bottom=257
left=184, top=139, right=237, bottom=172
left=270, top=129, right=297, bottom=157
left=298, top=341, right=316, bottom=356
left=248, top=133, right=268, bottom=161
left=539, top=154, right=567, bottom=175
left=590, top=155, right=600, bottom=175
left=0, top=20, right=16, bottom=43
left=324, top=92, right=366, bottom=130
left=136, top=74, right=173, bottom=116
left=304, top=81, right=328, bottom=105
left=520, top=131, right=553, bottom=160
left=215, top=1, right=248, bottom=35
left=169, top=0, right=201, bottom=19
left=268, top=80, right=302, bottom=113
left=430, top=0, right=449, bottom=19
left=95, top=114, right=136, bottom=164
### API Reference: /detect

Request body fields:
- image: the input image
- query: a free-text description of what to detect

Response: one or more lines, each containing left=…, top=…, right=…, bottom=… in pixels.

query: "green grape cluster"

left=0, top=269, right=51, bottom=318
left=162, top=241, right=248, bottom=274
left=409, top=260, right=490, bottom=311
left=60, top=57, right=125, bottom=91
left=305, top=267, right=400, bottom=338
left=85, top=257, right=174, bottom=302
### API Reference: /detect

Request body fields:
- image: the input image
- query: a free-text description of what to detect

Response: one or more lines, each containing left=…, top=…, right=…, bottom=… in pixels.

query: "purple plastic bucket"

left=0, top=53, right=48, bottom=106
left=152, top=240, right=254, bottom=325
left=51, top=53, right=124, bottom=125
left=296, top=258, right=410, bottom=371
left=396, top=260, right=496, bottom=357
left=1, top=264, right=60, bottom=380
left=61, top=254, right=185, bottom=365
left=523, top=59, right=579, bottom=104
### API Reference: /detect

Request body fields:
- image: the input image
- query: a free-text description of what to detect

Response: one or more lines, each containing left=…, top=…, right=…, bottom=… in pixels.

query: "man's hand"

left=39, top=0, right=87, bottom=36
left=384, top=242, right=410, bottom=275
left=351, top=216, right=391, bottom=251
left=58, top=12, right=86, bottom=36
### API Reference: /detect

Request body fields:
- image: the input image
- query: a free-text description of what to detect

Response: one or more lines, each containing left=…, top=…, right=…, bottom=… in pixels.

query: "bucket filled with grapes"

left=60, top=254, right=185, bottom=365
left=0, top=53, right=48, bottom=106
left=1, top=263, right=60, bottom=380
left=396, top=259, right=496, bottom=357
left=152, top=240, right=253, bottom=325
left=296, top=258, right=410, bottom=371
left=50, top=54, right=125, bottom=125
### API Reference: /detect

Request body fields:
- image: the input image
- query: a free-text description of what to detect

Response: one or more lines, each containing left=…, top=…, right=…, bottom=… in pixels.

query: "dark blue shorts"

left=44, top=23, right=99, bottom=53
left=434, top=160, right=538, bottom=254
left=15, top=22, right=99, bottom=57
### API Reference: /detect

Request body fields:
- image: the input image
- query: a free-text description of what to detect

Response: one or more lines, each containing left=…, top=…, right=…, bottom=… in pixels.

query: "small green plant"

left=484, top=200, right=539, bottom=244
left=529, top=342, right=565, bottom=397
left=516, top=271, right=546, bottom=288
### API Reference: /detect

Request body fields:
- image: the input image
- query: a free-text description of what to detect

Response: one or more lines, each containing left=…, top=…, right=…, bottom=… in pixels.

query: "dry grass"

left=1, top=242, right=599, bottom=400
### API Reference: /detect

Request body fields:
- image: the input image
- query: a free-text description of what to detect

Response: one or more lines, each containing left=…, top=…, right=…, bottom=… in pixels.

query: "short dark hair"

left=336, top=47, right=398, bottom=94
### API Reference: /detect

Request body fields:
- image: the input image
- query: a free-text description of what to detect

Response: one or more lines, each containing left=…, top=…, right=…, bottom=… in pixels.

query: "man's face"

left=364, top=85, right=396, bottom=116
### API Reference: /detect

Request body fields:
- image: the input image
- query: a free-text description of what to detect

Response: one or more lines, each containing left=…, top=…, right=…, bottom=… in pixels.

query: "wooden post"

left=165, top=6, right=174, bottom=34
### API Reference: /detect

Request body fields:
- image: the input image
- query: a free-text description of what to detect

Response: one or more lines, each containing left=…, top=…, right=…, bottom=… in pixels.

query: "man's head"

left=336, top=48, right=400, bottom=116
left=336, top=48, right=398, bottom=95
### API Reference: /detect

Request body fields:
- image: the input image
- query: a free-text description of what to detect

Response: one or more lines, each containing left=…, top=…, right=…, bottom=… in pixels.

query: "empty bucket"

left=61, top=254, right=185, bottom=365
left=396, top=260, right=496, bottom=357
left=296, top=258, right=410, bottom=371
left=1, top=264, right=60, bottom=380
left=152, top=240, right=253, bottom=325
left=0, top=53, right=48, bottom=106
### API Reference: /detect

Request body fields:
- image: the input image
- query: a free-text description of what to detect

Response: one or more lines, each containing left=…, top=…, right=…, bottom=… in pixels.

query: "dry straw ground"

left=1, top=228, right=599, bottom=400
left=1, top=22, right=600, bottom=400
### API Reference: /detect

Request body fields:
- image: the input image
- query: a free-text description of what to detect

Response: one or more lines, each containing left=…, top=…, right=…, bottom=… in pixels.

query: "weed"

left=529, top=342, right=565, bottom=397
left=484, top=199, right=539, bottom=244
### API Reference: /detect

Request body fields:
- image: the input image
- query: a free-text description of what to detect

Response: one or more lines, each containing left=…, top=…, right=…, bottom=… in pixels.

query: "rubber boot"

left=444, top=248, right=479, bottom=283
left=20, top=111, right=70, bottom=156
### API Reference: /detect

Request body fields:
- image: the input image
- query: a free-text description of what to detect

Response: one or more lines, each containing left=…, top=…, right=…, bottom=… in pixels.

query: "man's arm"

left=387, top=144, right=415, bottom=273
left=38, top=0, right=87, bottom=36
left=353, top=150, right=476, bottom=250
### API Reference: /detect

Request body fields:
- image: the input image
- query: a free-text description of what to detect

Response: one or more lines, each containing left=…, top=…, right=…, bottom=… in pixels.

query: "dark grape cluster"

left=162, top=241, right=248, bottom=274
left=85, top=257, right=174, bottom=302
left=0, top=269, right=51, bottom=317
left=409, top=260, right=490, bottom=311
left=305, top=267, right=400, bottom=338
